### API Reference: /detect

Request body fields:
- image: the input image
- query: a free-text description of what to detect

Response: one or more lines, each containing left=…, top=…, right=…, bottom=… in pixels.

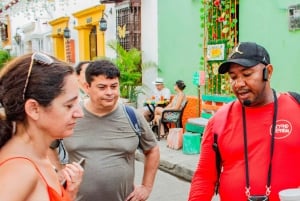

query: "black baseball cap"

left=218, top=42, right=270, bottom=74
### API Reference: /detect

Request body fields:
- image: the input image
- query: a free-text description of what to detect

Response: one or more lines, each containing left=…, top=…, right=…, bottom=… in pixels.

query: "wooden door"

left=89, top=26, right=97, bottom=60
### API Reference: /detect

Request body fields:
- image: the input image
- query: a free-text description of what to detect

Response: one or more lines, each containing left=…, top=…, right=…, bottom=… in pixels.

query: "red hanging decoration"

left=0, top=0, right=20, bottom=14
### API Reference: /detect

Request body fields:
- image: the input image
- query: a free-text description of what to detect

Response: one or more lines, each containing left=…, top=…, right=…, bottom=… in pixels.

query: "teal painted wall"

left=158, top=0, right=300, bottom=96
left=239, top=0, right=300, bottom=93
left=158, top=0, right=202, bottom=95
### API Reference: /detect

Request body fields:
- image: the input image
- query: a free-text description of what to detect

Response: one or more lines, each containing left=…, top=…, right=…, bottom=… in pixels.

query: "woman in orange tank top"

left=0, top=53, right=84, bottom=200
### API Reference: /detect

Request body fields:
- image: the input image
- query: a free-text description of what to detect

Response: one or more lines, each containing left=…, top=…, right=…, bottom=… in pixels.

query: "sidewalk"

left=135, top=139, right=200, bottom=182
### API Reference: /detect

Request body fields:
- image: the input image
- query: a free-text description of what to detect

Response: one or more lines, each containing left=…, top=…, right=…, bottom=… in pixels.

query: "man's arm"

left=125, top=145, right=160, bottom=201
left=188, top=121, right=217, bottom=201
left=142, top=145, right=160, bottom=191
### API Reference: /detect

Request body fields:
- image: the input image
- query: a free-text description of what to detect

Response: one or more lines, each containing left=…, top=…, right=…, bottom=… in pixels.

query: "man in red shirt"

left=188, top=42, right=300, bottom=201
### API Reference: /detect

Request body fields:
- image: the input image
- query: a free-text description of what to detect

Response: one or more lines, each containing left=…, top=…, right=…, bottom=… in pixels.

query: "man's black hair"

left=85, top=59, right=120, bottom=84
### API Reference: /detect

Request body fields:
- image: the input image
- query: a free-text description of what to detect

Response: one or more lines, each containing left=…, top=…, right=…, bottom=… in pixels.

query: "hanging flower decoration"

left=217, top=12, right=226, bottom=23
left=0, top=0, right=73, bottom=21
left=200, top=0, right=238, bottom=95
left=212, top=32, right=218, bottom=40
left=216, top=16, right=225, bottom=23
left=213, top=0, right=221, bottom=7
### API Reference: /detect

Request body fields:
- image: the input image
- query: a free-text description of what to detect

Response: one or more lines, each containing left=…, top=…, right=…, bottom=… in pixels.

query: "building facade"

left=1, top=0, right=299, bottom=98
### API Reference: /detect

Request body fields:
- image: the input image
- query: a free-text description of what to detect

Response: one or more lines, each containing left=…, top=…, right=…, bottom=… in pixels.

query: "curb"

left=135, top=152, right=193, bottom=182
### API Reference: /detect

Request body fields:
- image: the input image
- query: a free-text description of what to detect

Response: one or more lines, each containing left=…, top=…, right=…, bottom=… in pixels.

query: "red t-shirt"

left=189, top=93, right=300, bottom=201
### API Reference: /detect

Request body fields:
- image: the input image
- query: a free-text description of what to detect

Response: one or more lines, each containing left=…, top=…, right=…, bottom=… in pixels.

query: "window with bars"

left=0, top=23, right=8, bottom=41
left=116, top=0, right=141, bottom=51
left=288, top=4, right=300, bottom=31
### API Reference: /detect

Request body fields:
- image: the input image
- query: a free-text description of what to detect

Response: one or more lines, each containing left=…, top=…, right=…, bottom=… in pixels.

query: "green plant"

left=0, top=50, right=11, bottom=70
left=200, top=0, right=238, bottom=95
left=107, top=40, right=157, bottom=102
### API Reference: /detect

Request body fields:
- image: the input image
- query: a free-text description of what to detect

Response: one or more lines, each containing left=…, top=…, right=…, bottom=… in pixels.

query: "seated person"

left=141, top=77, right=171, bottom=122
left=153, top=80, right=187, bottom=137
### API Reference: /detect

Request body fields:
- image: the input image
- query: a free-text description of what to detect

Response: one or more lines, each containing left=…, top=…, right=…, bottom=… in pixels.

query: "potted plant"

left=107, top=40, right=157, bottom=106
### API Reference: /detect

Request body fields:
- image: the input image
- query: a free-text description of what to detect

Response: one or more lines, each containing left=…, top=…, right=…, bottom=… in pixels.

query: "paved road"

left=135, top=161, right=220, bottom=201
left=135, top=161, right=190, bottom=201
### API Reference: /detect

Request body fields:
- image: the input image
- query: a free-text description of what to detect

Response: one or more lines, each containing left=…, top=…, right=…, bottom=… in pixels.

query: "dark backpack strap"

left=212, top=101, right=234, bottom=194
left=57, top=140, right=69, bottom=165
left=288, top=91, right=300, bottom=104
left=123, top=105, right=142, bottom=149
left=49, top=139, right=69, bottom=164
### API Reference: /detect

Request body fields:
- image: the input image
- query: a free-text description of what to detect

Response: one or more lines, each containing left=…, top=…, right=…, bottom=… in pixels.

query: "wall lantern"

left=99, top=16, right=107, bottom=32
left=63, top=27, right=71, bottom=39
left=14, top=32, right=21, bottom=45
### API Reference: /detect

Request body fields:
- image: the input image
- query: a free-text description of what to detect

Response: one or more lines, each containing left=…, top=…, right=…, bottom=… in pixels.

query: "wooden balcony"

left=100, top=0, right=125, bottom=3
left=100, top=0, right=140, bottom=4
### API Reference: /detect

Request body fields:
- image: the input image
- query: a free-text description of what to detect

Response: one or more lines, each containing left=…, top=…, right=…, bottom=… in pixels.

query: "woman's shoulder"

left=0, top=157, right=40, bottom=179
left=0, top=157, right=40, bottom=198
left=178, top=91, right=186, bottom=98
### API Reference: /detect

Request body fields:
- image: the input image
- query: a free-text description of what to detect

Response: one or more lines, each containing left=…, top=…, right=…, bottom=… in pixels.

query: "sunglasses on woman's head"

left=22, top=52, right=54, bottom=100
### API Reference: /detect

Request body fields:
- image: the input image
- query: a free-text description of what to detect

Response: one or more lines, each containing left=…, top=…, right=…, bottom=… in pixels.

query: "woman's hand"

left=60, top=162, right=84, bottom=200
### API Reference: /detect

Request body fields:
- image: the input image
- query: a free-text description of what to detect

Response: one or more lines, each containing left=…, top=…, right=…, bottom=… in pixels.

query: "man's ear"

left=266, top=64, right=273, bottom=81
left=83, top=82, right=90, bottom=93
left=24, top=99, right=40, bottom=121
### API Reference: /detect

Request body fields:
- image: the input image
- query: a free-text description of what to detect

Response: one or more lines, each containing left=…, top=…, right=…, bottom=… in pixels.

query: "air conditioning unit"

left=288, top=4, right=300, bottom=31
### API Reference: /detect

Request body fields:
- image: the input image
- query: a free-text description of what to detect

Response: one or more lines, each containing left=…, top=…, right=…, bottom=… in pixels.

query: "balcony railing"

left=100, top=0, right=124, bottom=3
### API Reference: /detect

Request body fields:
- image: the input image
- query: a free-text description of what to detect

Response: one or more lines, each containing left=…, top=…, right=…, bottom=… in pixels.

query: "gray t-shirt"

left=64, top=103, right=157, bottom=201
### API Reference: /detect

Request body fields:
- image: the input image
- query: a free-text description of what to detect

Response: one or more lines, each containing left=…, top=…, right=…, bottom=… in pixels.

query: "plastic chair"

left=157, top=101, right=188, bottom=141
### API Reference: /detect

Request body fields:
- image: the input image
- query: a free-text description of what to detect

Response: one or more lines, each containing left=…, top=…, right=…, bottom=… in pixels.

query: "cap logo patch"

left=233, top=43, right=244, bottom=55
left=262, top=57, right=268, bottom=64
left=228, top=43, right=244, bottom=59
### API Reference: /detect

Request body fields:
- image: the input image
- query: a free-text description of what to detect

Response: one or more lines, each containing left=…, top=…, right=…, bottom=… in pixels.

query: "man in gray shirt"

left=64, top=59, right=160, bottom=201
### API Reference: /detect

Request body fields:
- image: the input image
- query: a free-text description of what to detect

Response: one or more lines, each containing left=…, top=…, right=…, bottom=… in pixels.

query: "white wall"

left=140, top=0, right=158, bottom=102
left=102, top=5, right=117, bottom=59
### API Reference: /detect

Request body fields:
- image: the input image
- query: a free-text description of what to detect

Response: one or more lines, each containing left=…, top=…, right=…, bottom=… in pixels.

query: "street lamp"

left=14, top=32, right=21, bottom=45
left=99, top=16, right=107, bottom=32
left=63, top=27, right=71, bottom=39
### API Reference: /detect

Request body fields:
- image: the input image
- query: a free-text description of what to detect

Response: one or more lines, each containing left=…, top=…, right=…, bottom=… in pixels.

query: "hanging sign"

left=199, top=71, right=206, bottom=86
left=192, top=71, right=199, bottom=86
left=207, top=43, right=225, bottom=61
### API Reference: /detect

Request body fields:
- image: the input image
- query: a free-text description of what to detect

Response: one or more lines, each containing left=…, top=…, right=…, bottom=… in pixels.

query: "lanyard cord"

left=242, top=89, right=278, bottom=196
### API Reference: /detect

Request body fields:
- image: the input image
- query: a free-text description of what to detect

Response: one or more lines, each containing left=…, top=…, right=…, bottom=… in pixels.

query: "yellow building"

left=48, top=5, right=106, bottom=62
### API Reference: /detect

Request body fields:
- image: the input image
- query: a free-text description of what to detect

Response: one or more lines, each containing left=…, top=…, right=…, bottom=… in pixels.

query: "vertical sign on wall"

left=199, top=71, right=206, bottom=86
